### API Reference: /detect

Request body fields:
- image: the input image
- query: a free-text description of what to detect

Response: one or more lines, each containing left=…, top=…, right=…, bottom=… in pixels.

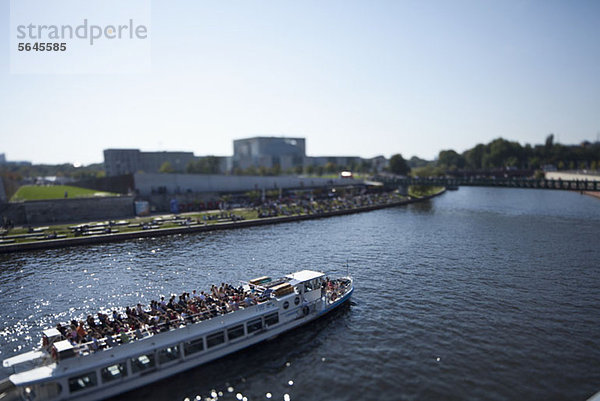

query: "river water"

left=1, top=187, right=599, bottom=401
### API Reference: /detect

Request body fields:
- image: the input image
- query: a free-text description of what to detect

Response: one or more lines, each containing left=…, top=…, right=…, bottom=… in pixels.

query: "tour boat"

left=0, top=270, right=353, bottom=401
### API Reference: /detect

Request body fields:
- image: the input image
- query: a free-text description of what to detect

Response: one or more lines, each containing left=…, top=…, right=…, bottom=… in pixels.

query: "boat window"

left=68, top=371, right=97, bottom=393
left=184, top=338, right=204, bottom=355
left=294, top=296, right=300, bottom=306
left=101, top=362, right=127, bottom=382
left=247, top=318, right=263, bottom=334
left=206, top=331, right=225, bottom=348
left=227, top=325, right=245, bottom=341
left=28, top=382, right=62, bottom=398
left=283, top=301, right=289, bottom=309
left=264, top=312, right=279, bottom=327
left=130, top=353, right=156, bottom=373
left=158, top=345, right=180, bottom=364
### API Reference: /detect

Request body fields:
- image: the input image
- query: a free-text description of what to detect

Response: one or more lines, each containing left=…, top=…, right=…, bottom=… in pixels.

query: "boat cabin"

left=286, top=270, right=325, bottom=303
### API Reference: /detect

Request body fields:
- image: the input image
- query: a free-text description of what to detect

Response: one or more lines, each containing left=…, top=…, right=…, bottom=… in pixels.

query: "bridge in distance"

left=375, top=175, right=600, bottom=192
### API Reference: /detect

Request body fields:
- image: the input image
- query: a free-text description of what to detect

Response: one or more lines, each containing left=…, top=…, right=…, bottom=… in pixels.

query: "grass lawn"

left=408, top=185, right=445, bottom=198
left=10, top=185, right=116, bottom=201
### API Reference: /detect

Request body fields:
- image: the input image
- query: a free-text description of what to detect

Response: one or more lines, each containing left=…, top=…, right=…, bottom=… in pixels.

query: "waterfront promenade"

left=0, top=189, right=445, bottom=254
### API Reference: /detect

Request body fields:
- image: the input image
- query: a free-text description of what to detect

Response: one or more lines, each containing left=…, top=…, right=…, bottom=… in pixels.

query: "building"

left=0, top=153, right=31, bottom=167
left=103, top=149, right=140, bottom=176
left=104, top=149, right=196, bottom=176
left=104, top=137, right=388, bottom=176
left=233, top=137, right=306, bottom=171
left=305, top=156, right=363, bottom=169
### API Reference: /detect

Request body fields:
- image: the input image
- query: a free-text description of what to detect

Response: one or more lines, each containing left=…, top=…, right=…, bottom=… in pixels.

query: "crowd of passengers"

left=256, top=192, right=403, bottom=218
left=54, top=283, right=265, bottom=351
left=52, top=278, right=350, bottom=354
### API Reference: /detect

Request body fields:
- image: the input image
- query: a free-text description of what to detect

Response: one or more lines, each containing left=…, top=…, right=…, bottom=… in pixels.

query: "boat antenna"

left=346, top=260, right=349, bottom=277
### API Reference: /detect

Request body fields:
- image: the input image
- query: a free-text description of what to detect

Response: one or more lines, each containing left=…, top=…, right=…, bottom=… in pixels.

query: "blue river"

left=1, top=187, right=599, bottom=400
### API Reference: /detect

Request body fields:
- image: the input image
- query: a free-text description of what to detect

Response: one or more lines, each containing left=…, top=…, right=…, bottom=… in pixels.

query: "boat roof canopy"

left=10, top=365, right=56, bottom=386
left=42, top=328, right=61, bottom=339
left=286, top=270, right=324, bottom=284
left=2, top=350, right=44, bottom=369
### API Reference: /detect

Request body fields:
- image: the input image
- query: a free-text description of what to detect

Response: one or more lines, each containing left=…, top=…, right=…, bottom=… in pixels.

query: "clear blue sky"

left=1, top=0, right=599, bottom=165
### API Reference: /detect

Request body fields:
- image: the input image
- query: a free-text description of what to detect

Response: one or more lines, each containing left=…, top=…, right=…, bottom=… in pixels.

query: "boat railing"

left=324, top=278, right=353, bottom=304
left=66, top=297, right=271, bottom=358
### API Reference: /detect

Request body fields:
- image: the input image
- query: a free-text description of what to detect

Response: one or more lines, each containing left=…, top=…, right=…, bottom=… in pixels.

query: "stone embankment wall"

left=1, top=196, right=134, bottom=225
left=0, top=190, right=447, bottom=254
left=134, top=173, right=360, bottom=196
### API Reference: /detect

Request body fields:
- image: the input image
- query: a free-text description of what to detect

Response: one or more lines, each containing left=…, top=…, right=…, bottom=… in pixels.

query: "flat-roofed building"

left=104, top=149, right=196, bottom=176
left=233, top=137, right=305, bottom=171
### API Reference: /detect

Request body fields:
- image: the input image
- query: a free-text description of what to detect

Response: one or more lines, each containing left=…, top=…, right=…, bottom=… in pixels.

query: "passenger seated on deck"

left=120, top=329, right=130, bottom=344
left=105, top=335, right=117, bottom=347
left=56, top=323, right=67, bottom=338
left=76, top=322, right=87, bottom=343
left=243, top=294, right=255, bottom=307
left=188, top=301, right=198, bottom=315
left=68, top=325, right=78, bottom=345
left=86, top=315, right=96, bottom=329
left=91, top=334, right=100, bottom=352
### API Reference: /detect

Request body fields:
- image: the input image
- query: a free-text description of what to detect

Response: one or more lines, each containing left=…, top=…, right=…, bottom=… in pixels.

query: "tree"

left=437, top=150, right=465, bottom=169
left=186, top=156, right=222, bottom=174
left=389, top=154, right=410, bottom=175
left=159, top=161, right=174, bottom=173
left=324, top=162, right=337, bottom=174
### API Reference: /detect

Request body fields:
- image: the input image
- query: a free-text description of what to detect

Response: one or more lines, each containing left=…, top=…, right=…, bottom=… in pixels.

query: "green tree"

left=270, top=164, right=281, bottom=176
left=159, top=161, right=175, bottom=173
left=324, top=162, right=337, bottom=174
left=437, top=150, right=465, bottom=169
left=186, top=156, right=222, bottom=174
left=389, top=154, right=410, bottom=175
left=410, top=165, right=445, bottom=177
left=464, top=144, right=486, bottom=170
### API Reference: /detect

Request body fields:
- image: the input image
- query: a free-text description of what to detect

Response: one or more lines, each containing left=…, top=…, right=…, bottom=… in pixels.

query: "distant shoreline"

left=0, top=190, right=446, bottom=254
left=583, top=191, right=600, bottom=200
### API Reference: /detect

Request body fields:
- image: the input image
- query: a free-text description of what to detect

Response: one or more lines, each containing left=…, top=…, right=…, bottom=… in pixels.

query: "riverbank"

left=583, top=191, right=600, bottom=200
left=0, top=189, right=446, bottom=254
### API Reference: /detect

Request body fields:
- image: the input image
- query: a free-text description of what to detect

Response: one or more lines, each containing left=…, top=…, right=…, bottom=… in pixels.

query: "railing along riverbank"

left=0, top=189, right=446, bottom=254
